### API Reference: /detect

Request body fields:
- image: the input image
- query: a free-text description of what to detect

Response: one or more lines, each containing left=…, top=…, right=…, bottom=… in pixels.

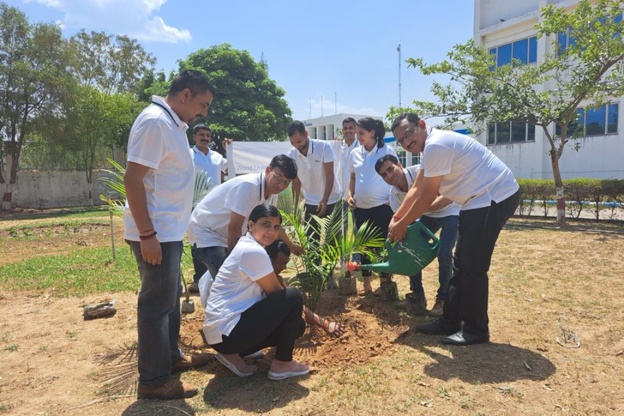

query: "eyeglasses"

left=397, top=127, right=417, bottom=147
left=272, top=170, right=291, bottom=186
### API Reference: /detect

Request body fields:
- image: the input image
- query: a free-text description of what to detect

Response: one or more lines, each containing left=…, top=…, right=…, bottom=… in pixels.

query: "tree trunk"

left=551, top=152, right=566, bottom=225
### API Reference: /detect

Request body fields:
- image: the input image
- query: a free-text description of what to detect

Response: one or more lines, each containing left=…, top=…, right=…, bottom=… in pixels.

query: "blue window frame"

left=490, top=36, right=538, bottom=68
left=555, top=104, right=618, bottom=137
left=487, top=121, right=536, bottom=145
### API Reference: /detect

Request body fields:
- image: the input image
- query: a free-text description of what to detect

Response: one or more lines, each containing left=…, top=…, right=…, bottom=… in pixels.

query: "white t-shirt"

left=288, top=139, right=341, bottom=205
left=423, top=128, right=519, bottom=211
left=190, top=146, right=227, bottom=189
left=187, top=172, right=277, bottom=248
left=332, top=140, right=358, bottom=198
left=349, top=144, right=396, bottom=209
left=389, top=165, right=460, bottom=218
left=123, top=96, right=194, bottom=242
left=203, top=233, right=274, bottom=344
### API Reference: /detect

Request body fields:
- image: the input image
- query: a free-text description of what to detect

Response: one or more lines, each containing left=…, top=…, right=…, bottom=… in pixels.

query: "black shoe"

left=441, top=330, right=490, bottom=345
left=416, top=318, right=461, bottom=335
left=187, top=282, right=199, bottom=293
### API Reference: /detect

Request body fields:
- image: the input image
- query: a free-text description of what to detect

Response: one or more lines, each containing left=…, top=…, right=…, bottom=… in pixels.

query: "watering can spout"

left=359, top=221, right=440, bottom=276
left=359, top=261, right=394, bottom=273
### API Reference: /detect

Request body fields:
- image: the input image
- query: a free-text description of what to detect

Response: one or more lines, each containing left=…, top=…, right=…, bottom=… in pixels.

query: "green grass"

left=0, top=246, right=139, bottom=296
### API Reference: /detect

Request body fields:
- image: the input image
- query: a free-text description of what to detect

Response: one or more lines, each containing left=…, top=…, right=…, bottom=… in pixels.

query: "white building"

left=302, top=113, right=382, bottom=141
left=474, top=0, right=624, bottom=179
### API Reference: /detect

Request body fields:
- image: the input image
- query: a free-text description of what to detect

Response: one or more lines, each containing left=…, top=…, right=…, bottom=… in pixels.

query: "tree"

left=0, top=3, right=74, bottom=208
left=394, top=0, right=624, bottom=224
left=178, top=44, right=292, bottom=143
left=58, top=86, right=141, bottom=205
left=68, top=29, right=156, bottom=95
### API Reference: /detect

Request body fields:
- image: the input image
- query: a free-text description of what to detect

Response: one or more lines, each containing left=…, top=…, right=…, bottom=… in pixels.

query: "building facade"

left=474, top=0, right=624, bottom=179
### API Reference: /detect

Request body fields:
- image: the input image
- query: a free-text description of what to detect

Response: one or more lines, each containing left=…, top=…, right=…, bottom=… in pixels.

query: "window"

left=487, top=122, right=536, bottom=145
left=558, top=13, right=622, bottom=55
left=489, top=36, right=538, bottom=68
left=555, top=103, right=619, bottom=137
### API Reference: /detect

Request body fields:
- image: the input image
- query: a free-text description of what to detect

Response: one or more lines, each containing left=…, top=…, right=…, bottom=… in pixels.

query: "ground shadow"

left=202, top=371, right=310, bottom=412
left=395, top=329, right=556, bottom=384
left=121, top=399, right=196, bottom=416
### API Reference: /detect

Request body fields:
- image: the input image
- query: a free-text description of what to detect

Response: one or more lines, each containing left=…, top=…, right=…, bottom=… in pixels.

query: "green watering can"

left=360, top=221, right=440, bottom=276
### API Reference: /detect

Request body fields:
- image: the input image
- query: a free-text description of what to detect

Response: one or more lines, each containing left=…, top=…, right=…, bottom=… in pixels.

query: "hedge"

left=517, top=178, right=624, bottom=220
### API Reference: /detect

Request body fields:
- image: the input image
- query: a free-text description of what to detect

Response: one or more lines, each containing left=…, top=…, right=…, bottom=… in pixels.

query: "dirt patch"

left=2, top=217, right=624, bottom=415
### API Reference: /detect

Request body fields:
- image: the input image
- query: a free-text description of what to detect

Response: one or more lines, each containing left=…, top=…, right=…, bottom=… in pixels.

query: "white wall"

left=474, top=0, right=624, bottom=180
left=7, top=170, right=115, bottom=209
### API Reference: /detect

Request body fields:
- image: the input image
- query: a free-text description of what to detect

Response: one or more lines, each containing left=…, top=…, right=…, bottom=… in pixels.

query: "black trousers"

left=442, top=191, right=520, bottom=336
left=210, top=287, right=306, bottom=361
left=354, top=204, right=393, bottom=278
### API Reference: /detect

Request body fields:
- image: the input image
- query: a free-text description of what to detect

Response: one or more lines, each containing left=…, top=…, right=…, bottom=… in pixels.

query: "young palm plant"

left=278, top=189, right=384, bottom=310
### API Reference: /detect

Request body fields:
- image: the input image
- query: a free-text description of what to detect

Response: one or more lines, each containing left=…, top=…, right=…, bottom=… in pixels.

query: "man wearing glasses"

left=388, top=113, right=519, bottom=346
left=187, top=154, right=302, bottom=283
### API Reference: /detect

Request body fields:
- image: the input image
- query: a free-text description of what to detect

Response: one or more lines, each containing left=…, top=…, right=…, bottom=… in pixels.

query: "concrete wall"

left=5, top=170, right=117, bottom=209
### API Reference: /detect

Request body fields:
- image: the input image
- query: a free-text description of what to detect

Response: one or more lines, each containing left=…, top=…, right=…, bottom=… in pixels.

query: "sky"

left=8, top=0, right=474, bottom=122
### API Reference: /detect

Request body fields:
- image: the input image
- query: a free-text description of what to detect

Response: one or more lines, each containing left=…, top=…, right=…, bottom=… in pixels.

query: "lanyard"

left=151, top=101, right=179, bottom=127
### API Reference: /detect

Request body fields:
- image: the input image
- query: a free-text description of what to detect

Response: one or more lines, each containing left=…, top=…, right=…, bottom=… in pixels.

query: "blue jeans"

left=191, top=244, right=227, bottom=279
left=409, top=215, right=459, bottom=300
left=127, top=240, right=183, bottom=386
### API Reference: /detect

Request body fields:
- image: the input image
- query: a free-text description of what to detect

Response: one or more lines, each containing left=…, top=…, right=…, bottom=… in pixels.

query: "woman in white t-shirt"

left=203, top=204, right=310, bottom=380
left=347, top=117, right=397, bottom=297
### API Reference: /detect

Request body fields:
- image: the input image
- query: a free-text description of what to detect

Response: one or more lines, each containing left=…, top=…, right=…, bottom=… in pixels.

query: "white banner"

left=226, top=141, right=292, bottom=175
left=226, top=140, right=350, bottom=197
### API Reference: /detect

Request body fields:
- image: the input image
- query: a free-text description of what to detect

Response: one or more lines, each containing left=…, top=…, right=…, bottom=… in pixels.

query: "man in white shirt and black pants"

left=389, top=113, right=520, bottom=346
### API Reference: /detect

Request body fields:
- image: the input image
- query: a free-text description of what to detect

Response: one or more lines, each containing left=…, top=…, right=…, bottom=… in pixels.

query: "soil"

left=1, top=210, right=624, bottom=415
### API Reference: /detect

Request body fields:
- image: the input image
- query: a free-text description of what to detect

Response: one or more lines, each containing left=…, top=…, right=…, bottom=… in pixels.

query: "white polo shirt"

left=123, top=96, right=194, bottom=242
left=423, top=128, right=519, bottom=211
left=288, top=139, right=341, bottom=205
left=349, top=144, right=396, bottom=209
left=203, top=233, right=274, bottom=344
left=187, top=172, right=277, bottom=248
left=190, top=146, right=227, bottom=189
left=389, top=165, right=460, bottom=218
left=332, top=139, right=358, bottom=198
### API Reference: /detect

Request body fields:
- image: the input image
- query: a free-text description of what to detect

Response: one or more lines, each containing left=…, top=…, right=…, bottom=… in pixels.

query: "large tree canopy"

left=69, top=29, right=155, bottom=95
left=179, top=44, right=292, bottom=142
left=392, top=0, right=624, bottom=224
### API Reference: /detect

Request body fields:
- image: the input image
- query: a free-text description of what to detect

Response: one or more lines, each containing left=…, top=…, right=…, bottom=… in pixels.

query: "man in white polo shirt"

left=332, top=117, right=359, bottom=199
left=287, top=120, right=341, bottom=230
left=187, top=154, right=301, bottom=283
left=123, top=70, right=214, bottom=400
left=190, top=124, right=227, bottom=190
left=389, top=112, right=520, bottom=346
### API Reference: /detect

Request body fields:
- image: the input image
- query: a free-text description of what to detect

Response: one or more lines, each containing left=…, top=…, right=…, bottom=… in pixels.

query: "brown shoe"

left=172, top=354, right=211, bottom=373
left=137, top=378, right=198, bottom=400
left=428, top=299, right=444, bottom=317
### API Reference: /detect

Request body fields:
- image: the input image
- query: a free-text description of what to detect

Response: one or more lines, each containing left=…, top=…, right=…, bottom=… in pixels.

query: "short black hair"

left=391, top=113, right=421, bottom=133
left=374, top=154, right=399, bottom=174
left=269, top=154, right=298, bottom=180
left=168, top=69, right=216, bottom=97
left=193, top=124, right=211, bottom=135
left=286, top=120, right=306, bottom=137
left=342, top=117, right=356, bottom=126
left=265, top=239, right=291, bottom=261
left=249, top=204, right=282, bottom=224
